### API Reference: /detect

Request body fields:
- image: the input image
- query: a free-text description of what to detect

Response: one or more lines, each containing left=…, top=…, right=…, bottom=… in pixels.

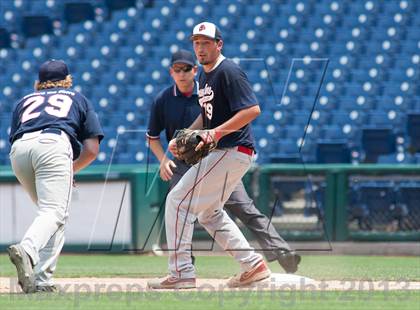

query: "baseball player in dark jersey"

left=147, top=49, right=300, bottom=275
left=148, top=22, right=295, bottom=289
left=7, top=59, right=104, bottom=293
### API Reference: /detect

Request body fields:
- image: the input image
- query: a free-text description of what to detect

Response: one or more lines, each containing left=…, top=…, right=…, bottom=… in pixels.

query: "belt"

left=237, top=145, right=254, bottom=156
left=40, top=128, right=62, bottom=135
left=14, top=128, right=62, bottom=142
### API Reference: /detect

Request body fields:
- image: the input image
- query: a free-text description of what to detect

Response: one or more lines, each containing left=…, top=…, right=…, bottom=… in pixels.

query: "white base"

left=151, top=244, right=164, bottom=256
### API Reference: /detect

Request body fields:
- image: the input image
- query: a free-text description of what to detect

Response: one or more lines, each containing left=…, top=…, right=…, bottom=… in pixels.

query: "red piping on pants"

left=174, top=151, right=228, bottom=277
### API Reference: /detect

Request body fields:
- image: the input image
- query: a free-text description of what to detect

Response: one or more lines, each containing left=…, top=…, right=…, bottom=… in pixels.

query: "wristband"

left=214, top=129, right=222, bottom=141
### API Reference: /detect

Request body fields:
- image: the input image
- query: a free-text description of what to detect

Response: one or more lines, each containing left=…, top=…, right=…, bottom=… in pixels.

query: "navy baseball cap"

left=38, top=59, right=69, bottom=82
left=171, top=49, right=196, bottom=67
left=190, top=22, right=222, bottom=41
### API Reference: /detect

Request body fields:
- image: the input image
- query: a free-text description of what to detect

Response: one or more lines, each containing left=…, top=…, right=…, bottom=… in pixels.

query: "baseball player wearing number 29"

left=7, top=60, right=104, bottom=293
left=148, top=22, right=299, bottom=289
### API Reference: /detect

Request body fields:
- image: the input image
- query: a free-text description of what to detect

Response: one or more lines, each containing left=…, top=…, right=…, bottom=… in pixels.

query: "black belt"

left=13, top=128, right=62, bottom=143
left=41, top=128, right=62, bottom=135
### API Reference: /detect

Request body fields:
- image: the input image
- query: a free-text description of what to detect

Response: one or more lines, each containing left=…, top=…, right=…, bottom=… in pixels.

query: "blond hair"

left=34, top=75, right=73, bottom=91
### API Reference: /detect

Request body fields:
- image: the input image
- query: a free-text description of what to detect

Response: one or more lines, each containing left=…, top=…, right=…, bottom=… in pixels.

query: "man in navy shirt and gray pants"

left=8, top=60, right=103, bottom=293
left=148, top=25, right=299, bottom=290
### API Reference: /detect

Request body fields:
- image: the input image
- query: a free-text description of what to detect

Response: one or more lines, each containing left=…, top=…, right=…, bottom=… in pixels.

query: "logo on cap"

left=191, top=22, right=223, bottom=41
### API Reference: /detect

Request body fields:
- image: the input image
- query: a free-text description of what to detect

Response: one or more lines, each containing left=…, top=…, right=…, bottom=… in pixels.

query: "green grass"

left=1, top=254, right=419, bottom=280
left=0, top=291, right=419, bottom=310
left=1, top=254, right=419, bottom=309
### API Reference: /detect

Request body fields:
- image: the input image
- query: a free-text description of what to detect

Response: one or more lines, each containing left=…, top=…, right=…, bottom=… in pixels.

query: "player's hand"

left=160, top=158, right=177, bottom=181
left=195, top=129, right=220, bottom=151
left=168, top=138, right=179, bottom=157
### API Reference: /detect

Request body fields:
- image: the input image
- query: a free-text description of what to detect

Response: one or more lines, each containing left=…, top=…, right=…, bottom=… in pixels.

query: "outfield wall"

left=0, top=164, right=419, bottom=252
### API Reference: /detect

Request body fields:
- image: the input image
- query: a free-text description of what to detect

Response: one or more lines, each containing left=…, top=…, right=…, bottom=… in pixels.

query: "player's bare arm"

left=214, top=104, right=260, bottom=139
left=148, top=138, right=176, bottom=181
left=73, top=137, right=100, bottom=173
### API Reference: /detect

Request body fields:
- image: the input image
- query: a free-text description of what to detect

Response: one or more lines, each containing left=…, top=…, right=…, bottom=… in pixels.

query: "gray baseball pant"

left=169, top=159, right=291, bottom=262
left=9, top=130, right=73, bottom=287
left=165, top=148, right=263, bottom=279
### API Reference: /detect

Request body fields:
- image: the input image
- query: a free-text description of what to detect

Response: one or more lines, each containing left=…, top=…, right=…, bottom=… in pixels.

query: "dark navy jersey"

left=147, top=82, right=201, bottom=143
left=197, top=57, right=258, bottom=149
left=9, top=87, right=104, bottom=159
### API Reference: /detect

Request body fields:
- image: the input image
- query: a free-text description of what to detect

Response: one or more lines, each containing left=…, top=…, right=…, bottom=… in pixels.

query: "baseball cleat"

left=7, top=244, right=36, bottom=294
left=227, top=259, right=271, bottom=288
left=147, top=276, right=196, bottom=289
left=277, top=250, right=301, bottom=274
left=35, top=285, right=58, bottom=293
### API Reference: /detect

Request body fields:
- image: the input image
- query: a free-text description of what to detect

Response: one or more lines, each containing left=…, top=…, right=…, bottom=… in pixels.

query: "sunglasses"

left=173, top=66, right=193, bottom=73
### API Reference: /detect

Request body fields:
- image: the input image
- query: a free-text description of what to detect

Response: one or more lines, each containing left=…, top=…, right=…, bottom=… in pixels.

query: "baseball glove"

left=175, top=129, right=217, bottom=165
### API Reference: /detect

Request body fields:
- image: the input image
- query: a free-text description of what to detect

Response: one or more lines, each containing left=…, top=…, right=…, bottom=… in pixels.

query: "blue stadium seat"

left=284, top=125, right=305, bottom=140
left=269, top=138, right=303, bottom=163
left=320, top=125, right=348, bottom=140
left=0, top=0, right=419, bottom=165
left=293, top=112, right=312, bottom=126
left=377, top=152, right=415, bottom=164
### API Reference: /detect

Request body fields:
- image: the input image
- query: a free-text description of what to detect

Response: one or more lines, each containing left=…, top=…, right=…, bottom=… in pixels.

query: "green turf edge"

left=0, top=291, right=419, bottom=310
left=1, top=254, right=419, bottom=281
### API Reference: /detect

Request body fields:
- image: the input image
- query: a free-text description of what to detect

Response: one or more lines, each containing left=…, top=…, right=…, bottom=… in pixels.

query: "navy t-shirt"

left=197, top=58, right=258, bottom=149
left=147, top=82, right=201, bottom=142
left=9, top=87, right=104, bottom=159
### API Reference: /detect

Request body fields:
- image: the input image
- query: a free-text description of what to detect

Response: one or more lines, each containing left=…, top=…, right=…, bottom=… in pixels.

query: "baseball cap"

left=171, top=49, right=196, bottom=67
left=190, top=22, right=222, bottom=41
left=38, top=59, right=69, bottom=83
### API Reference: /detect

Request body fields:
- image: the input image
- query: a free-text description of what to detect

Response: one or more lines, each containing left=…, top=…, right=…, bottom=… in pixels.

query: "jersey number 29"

left=21, top=94, right=73, bottom=123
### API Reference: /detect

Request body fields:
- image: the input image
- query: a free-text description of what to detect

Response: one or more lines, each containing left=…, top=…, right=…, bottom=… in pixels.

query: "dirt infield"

left=1, top=276, right=419, bottom=294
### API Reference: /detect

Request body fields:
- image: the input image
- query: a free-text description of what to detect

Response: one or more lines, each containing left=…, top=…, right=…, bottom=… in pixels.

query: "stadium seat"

left=0, top=0, right=419, bottom=166
left=377, top=152, right=415, bottom=164
left=269, top=139, right=302, bottom=163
